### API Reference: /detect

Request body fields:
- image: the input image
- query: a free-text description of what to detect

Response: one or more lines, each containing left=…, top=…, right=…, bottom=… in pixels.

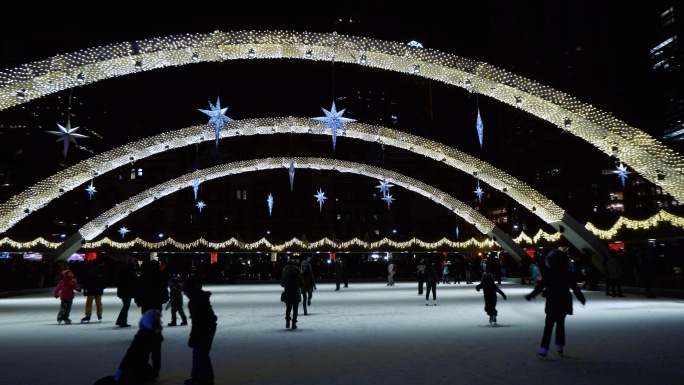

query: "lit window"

left=130, top=168, right=136, bottom=180
left=137, top=168, right=143, bottom=177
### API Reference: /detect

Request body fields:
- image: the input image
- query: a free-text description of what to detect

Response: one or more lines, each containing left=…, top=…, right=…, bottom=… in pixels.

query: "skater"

left=135, top=259, right=169, bottom=314
left=603, top=249, right=625, bottom=297
left=387, top=258, right=397, bottom=286
left=416, top=258, right=426, bottom=295
left=165, top=275, right=188, bottom=326
left=114, top=309, right=164, bottom=384
left=334, top=258, right=348, bottom=291
left=54, top=269, right=80, bottom=325
left=524, top=249, right=586, bottom=358
left=182, top=276, right=218, bottom=385
left=300, top=260, right=317, bottom=315
left=81, top=264, right=106, bottom=323
left=116, top=260, right=138, bottom=328
left=281, top=260, right=304, bottom=329
left=475, top=269, right=507, bottom=325
left=442, top=261, right=451, bottom=284
left=424, top=260, right=438, bottom=306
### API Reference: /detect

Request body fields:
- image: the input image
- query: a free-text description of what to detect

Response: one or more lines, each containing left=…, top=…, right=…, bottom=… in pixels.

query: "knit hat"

left=139, top=309, right=161, bottom=330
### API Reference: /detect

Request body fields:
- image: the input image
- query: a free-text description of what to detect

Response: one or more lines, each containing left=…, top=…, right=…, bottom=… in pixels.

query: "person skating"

left=166, top=275, right=188, bottom=326
left=424, top=260, right=438, bottom=306
left=300, top=260, right=317, bottom=315
left=416, top=258, right=426, bottom=295
left=53, top=269, right=80, bottom=325
left=182, top=276, right=218, bottom=385
left=113, top=309, right=164, bottom=384
left=81, top=263, right=106, bottom=323
left=281, top=260, right=304, bottom=329
left=475, top=269, right=507, bottom=325
left=525, top=249, right=586, bottom=358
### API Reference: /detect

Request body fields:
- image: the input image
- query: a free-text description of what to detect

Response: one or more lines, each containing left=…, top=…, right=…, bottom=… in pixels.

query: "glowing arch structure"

left=1, top=117, right=605, bottom=258
left=53, top=157, right=525, bottom=262
left=1, top=30, right=682, bottom=204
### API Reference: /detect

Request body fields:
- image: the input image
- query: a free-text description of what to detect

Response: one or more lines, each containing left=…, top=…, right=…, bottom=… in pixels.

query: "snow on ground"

left=1, top=281, right=683, bottom=385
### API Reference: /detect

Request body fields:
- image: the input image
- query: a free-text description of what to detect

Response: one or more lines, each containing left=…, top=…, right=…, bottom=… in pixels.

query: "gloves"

left=54, top=295, right=59, bottom=299
left=476, top=287, right=480, bottom=292
left=502, top=294, right=507, bottom=300
left=524, top=294, right=533, bottom=301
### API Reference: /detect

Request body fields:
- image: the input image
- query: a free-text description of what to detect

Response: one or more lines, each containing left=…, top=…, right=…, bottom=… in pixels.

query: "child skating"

left=475, top=269, right=507, bottom=325
left=54, top=269, right=80, bottom=325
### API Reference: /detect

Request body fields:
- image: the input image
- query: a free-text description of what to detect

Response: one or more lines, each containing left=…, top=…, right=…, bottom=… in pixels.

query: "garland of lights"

left=1, top=209, right=681, bottom=251
left=0, top=30, right=681, bottom=202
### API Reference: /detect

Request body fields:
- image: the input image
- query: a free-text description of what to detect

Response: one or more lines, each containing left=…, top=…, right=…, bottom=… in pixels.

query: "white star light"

left=382, top=193, right=395, bottom=209
left=45, top=119, right=89, bottom=158
left=196, top=201, right=206, bottom=212
left=85, top=181, right=97, bottom=200
left=289, top=160, right=295, bottom=191
left=474, top=181, right=484, bottom=202
left=614, top=163, right=631, bottom=187
left=376, top=179, right=395, bottom=197
left=314, top=188, right=327, bottom=212
left=312, top=101, right=356, bottom=150
left=198, top=97, right=234, bottom=147
left=476, top=108, right=484, bottom=149
left=267, top=193, right=274, bottom=216
left=118, top=226, right=130, bottom=239
left=192, top=177, right=200, bottom=200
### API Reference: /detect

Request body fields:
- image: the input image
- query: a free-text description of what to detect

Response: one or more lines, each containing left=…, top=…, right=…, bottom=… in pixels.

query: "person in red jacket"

left=53, top=269, right=80, bottom=324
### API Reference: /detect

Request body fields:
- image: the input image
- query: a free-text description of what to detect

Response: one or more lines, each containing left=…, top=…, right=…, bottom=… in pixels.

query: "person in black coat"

left=116, top=260, right=138, bottom=328
left=281, top=260, right=304, bottom=329
left=475, top=269, right=507, bottom=324
left=81, top=263, right=107, bottom=323
left=182, top=276, right=217, bottom=385
left=135, top=260, right=169, bottom=314
left=114, top=309, right=164, bottom=384
left=525, top=249, right=586, bottom=358
left=424, top=260, right=439, bottom=306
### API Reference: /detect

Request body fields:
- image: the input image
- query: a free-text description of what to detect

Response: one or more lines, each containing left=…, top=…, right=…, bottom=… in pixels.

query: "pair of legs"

left=188, top=324, right=216, bottom=385
left=57, top=298, right=73, bottom=323
left=301, top=290, right=312, bottom=314
left=116, top=296, right=131, bottom=327
left=417, top=277, right=424, bottom=294
left=606, top=279, right=624, bottom=297
left=169, top=306, right=188, bottom=325
left=538, top=312, right=567, bottom=356
left=285, top=301, right=299, bottom=329
left=425, top=283, right=436, bottom=305
left=84, top=295, right=103, bottom=320
left=387, top=272, right=395, bottom=286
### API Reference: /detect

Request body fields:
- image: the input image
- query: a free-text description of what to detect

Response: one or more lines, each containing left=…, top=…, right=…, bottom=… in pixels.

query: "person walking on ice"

left=475, top=269, right=507, bottom=325
left=54, top=269, right=80, bottom=325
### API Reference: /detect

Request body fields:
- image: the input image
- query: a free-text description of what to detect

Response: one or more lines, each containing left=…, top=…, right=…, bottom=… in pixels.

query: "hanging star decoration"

left=613, top=163, right=631, bottom=187
left=192, top=177, right=201, bottom=201
left=289, top=160, right=295, bottom=191
left=474, top=181, right=484, bottom=203
left=382, top=193, right=395, bottom=209
left=196, top=201, right=206, bottom=212
left=314, top=188, right=327, bottom=212
left=267, top=193, right=274, bottom=216
left=455, top=225, right=460, bottom=239
left=118, top=226, right=130, bottom=239
left=198, top=97, right=234, bottom=147
left=312, top=101, right=356, bottom=150
left=476, top=107, right=484, bottom=149
left=376, top=179, right=395, bottom=197
left=45, top=119, right=89, bottom=158
left=85, top=181, right=97, bottom=200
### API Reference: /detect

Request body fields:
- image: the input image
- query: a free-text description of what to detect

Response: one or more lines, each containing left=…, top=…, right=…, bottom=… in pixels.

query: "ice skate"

left=64, top=319, right=72, bottom=324
left=80, top=316, right=90, bottom=324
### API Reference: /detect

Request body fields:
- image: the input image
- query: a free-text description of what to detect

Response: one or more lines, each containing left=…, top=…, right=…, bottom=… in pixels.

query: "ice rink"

left=1, top=280, right=683, bottom=385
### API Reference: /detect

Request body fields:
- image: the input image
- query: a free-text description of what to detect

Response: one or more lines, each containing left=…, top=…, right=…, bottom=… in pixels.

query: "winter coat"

left=424, top=264, right=438, bottom=284
left=135, top=261, right=169, bottom=309
left=187, top=290, right=218, bottom=348
left=604, top=253, right=623, bottom=280
left=281, top=264, right=304, bottom=303
left=168, top=282, right=184, bottom=308
left=118, top=325, right=164, bottom=382
left=526, top=268, right=585, bottom=316
left=416, top=261, right=426, bottom=276
left=476, top=274, right=506, bottom=306
left=117, top=262, right=138, bottom=299
left=300, top=262, right=316, bottom=293
left=54, top=270, right=80, bottom=300
left=83, top=266, right=106, bottom=296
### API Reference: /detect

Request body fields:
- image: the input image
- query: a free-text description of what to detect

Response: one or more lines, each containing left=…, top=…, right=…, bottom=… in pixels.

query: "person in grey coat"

left=281, top=260, right=304, bottom=329
left=525, top=249, right=586, bottom=358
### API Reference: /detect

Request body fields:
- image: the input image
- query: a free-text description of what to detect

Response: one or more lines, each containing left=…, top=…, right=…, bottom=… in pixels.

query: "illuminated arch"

left=0, top=118, right=604, bottom=257
left=1, top=30, right=681, bottom=203
left=70, top=157, right=526, bottom=261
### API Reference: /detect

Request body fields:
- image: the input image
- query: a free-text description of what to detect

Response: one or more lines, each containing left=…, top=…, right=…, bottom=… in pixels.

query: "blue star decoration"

left=614, top=163, right=631, bottom=187
left=476, top=107, right=484, bottom=149
left=85, top=181, right=97, bottom=200
left=474, top=181, right=484, bottom=203
left=192, top=177, right=201, bottom=201
left=118, top=226, right=130, bottom=239
left=289, top=160, right=295, bottom=191
left=376, top=179, right=395, bottom=197
left=314, top=188, right=327, bottom=212
left=382, top=193, right=395, bottom=209
left=312, top=101, right=356, bottom=150
left=45, top=119, right=89, bottom=158
left=196, top=201, right=207, bottom=212
left=267, top=193, right=274, bottom=216
left=198, top=97, right=234, bottom=147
